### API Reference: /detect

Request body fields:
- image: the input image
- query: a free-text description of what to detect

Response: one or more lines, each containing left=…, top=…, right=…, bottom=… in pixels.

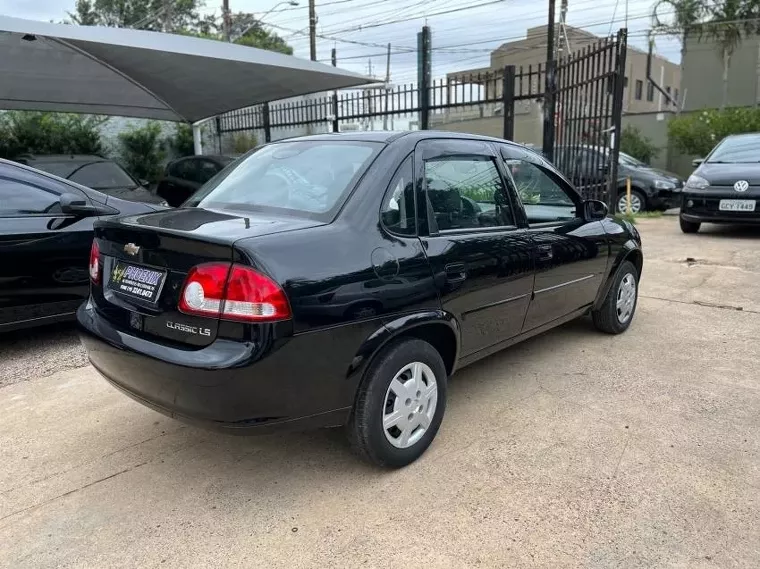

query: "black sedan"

left=0, top=158, right=161, bottom=333
left=15, top=154, right=166, bottom=206
left=156, top=155, right=237, bottom=207
left=681, top=133, right=760, bottom=233
left=77, top=131, right=643, bottom=467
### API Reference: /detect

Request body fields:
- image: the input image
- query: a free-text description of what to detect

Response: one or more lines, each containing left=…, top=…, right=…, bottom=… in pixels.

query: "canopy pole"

left=192, top=121, right=203, bottom=155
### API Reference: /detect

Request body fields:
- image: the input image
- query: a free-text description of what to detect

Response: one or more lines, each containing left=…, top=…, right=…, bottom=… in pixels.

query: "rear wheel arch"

left=593, top=242, right=642, bottom=310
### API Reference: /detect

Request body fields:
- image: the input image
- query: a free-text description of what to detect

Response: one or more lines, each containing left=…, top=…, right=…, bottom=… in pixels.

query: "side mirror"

left=60, top=193, right=113, bottom=216
left=584, top=199, right=608, bottom=221
left=692, top=158, right=704, bottom=167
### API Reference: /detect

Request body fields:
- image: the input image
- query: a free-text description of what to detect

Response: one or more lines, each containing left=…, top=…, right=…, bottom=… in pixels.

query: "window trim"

left=379, top=153, right=418, bottom=237
left=415, top=140, right=519, bottom=237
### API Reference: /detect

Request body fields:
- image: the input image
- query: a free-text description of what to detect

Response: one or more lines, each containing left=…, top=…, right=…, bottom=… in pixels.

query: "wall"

left=621, top=112, right=673, bottom=171
left=681, top=34, right=760, bottom=111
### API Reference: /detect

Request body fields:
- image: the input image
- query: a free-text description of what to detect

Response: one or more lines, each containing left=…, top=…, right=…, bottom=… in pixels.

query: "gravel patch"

left=0, top=323, right=88, bottom=388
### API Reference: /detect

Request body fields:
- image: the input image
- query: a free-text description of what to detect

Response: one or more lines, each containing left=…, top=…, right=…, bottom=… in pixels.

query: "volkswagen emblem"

left=734, top=180, right=749, bottom=192
left=123, top=243, right=140, bottom=255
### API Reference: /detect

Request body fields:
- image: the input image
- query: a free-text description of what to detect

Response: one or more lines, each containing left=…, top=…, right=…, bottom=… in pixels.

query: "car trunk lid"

left=92, top=207, right=321, bottom=347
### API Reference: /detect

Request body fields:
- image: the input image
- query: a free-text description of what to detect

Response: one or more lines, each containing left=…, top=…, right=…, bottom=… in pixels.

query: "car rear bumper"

left=77, top=301, right=355, bottom=434
left=681, top=193, right=760, bottom=223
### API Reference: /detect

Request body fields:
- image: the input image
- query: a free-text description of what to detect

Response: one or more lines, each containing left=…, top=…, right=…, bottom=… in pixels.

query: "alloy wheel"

left=617, top=193, right=642, bottom=214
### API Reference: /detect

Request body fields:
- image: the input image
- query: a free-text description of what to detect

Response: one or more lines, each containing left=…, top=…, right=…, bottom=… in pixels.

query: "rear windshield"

left=187, top=140, right=381, bottom=218
left=707, top=136, right=760, bottom=163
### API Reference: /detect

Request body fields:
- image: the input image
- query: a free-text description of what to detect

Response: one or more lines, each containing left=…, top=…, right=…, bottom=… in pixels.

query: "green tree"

left=166, top=123, right=195, bottom=157
left=68, top=0, right=201, bottom=32
left=0, top=112, right=106, bottom=159
left=620, top=125, right=660, bottom=164
left=668, top=107, right=760, bottom=155
left=118, top=122, right=166, bottom=182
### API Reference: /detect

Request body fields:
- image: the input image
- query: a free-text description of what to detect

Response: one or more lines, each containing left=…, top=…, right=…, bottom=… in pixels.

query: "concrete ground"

left=1, top=216, right=759, bottom=568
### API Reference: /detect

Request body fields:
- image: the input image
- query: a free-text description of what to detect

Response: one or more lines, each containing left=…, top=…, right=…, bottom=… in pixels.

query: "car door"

left=0, top=167, right=94, bottom=331
left=416, top=138, right=535, bottom=358
left=500, top=145, right=609, bottom=332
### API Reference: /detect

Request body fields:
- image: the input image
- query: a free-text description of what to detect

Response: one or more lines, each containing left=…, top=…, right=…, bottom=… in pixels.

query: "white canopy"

left=0, top=15, right=372, bottom=123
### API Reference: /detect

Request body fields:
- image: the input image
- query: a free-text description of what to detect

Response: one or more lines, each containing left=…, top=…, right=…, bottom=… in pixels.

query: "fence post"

left=417, top=25, right=431, bottom=130
left=607, top=29, right=628, bottom=213
left=263, top=102, right=272, bottom=143
left=502, top=65, right=516, bottom=141
left=331, top=48, right=340, bottom=133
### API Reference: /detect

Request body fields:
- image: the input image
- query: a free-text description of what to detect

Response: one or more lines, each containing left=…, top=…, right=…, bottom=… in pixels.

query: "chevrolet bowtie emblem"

left=123, top=243, right=140, bottom=256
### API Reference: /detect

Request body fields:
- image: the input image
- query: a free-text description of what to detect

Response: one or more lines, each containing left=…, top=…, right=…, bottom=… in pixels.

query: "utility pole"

left=383, top=43, right=392, bottom=130
left=309, top=0, right=317, bottom=60
left=542, top=0, right=557, bottom=161
left=222, top=0, right=231, bottom=41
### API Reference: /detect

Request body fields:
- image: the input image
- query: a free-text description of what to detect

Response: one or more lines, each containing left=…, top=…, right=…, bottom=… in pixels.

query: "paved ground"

left=1, top=216, right=759, bottom=568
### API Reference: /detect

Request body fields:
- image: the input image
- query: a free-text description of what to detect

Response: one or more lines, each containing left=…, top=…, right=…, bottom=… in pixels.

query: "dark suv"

left=156, top=155, right=237, bottom=207
left=78, top=131, right=642, bottom=468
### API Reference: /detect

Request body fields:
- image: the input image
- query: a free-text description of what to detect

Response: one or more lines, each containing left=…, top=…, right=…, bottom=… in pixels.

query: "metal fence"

left=216, top=29, right=627, bottom=209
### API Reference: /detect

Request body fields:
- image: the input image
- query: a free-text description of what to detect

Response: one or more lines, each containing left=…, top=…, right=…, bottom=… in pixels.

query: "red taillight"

left=89, top=240, right=101, bottom=284
left=178, top=263, right=291, bottom=322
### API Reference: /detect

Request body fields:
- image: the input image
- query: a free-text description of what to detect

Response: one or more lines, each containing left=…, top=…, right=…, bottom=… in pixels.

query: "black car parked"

left=553, top=146, right=683, bottom=213
left=15, top=154, right=166, bottom=206
left=77, top=131, right=643, bottom=467
left=680, top=133, right=760, bottom=233
left=0, top=159, right=161, bottom=332
left=156, top=155, right=237, bottom=207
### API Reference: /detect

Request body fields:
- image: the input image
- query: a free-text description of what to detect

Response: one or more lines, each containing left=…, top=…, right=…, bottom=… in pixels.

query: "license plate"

left=719, top=199, right=756, bottom=212
left=108, top=261, right=166, bottom=303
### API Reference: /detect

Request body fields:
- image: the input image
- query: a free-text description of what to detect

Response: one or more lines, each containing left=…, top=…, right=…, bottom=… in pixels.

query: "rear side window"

left=0, top=178, right=61, bottom=216
left=424, top=156, right=515, bottom=231
left=191, top=141, right=381, bottom=217
left=381, top=156, right=415, bottom=235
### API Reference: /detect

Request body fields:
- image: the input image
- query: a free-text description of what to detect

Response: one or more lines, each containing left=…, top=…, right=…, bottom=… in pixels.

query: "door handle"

left=538, top=245, right=553, bottom=261
left=444, top=262, right=467, bottom=283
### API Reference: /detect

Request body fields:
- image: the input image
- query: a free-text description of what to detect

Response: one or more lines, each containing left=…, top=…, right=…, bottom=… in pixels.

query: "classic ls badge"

left=124, top=242, right=140, bottom=255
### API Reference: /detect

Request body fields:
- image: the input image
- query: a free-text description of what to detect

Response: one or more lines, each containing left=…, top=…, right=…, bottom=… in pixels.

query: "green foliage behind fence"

left=0, top=112, right=107, bottom=159
left=668, top=107, right=760, bottom=157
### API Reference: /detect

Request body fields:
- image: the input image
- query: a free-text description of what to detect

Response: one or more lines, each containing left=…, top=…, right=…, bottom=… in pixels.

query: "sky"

left=1, top=0, right=683, bottom=83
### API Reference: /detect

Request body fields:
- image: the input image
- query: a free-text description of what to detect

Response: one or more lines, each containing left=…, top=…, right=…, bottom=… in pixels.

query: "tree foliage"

left=620, top=125, right=660, bottom=164
left=166, top=123, right=195, bottom=157
left=0, top=112, right=107, bottom=159
left=668, top=107, right=760, bottom=156
left=68, top=1, right=292, bottom=54
left=118, top=122, right=166, bottom=181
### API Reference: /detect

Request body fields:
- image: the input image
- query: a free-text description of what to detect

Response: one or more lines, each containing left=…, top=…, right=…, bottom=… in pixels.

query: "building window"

left=624, top=76, right=629, bottom=88
left=646, top=81, right=655, bottom=102
left=675, top=88, right=679, bottom=102
left=635, top=80, right=643, bottom=100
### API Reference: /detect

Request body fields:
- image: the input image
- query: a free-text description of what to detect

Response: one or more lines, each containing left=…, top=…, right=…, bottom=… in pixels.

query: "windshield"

left=188, top=141, right=381, bottom=217
left=707, top=136, right=760, bottom=163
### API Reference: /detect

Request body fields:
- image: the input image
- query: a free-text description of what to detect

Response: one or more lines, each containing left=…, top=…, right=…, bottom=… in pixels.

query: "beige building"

left=432, top=25, right=681, bottom=144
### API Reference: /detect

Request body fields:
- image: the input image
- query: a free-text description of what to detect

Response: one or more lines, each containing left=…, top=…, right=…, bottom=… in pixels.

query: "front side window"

left=0, top=178, right=61, bottom=216
left=504, top=159, right=578, bottom=224
left=381, top=156, right=415, bottom=235
left=189, top=141, right=381, bottom=217
left=424, top=155, right=515, bottom=231
left=197, top=160, right=221, bottom=184
left=68, top=162, right=136, bottom=189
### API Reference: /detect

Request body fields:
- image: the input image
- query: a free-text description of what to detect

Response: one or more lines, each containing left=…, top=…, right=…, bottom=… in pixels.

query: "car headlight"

left=653, top=179, right=676, bottom=190
left=685, top=175, right=709, bottom=190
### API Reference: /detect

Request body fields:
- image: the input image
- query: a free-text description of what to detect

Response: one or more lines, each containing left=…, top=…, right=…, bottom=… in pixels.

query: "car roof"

left=16, top=154, right=109, bottom=164
left=270, top=130, right=533, bottom=149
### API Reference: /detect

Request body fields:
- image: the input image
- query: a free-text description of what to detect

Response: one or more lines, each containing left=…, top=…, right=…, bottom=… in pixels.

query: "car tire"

left=348, top=338, right=447, bottom=468
left=616, top=189, right=647, bottom=214
left=592, top=260, right=639, bottom=335
left=679, top=217, right=701, bottom=233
